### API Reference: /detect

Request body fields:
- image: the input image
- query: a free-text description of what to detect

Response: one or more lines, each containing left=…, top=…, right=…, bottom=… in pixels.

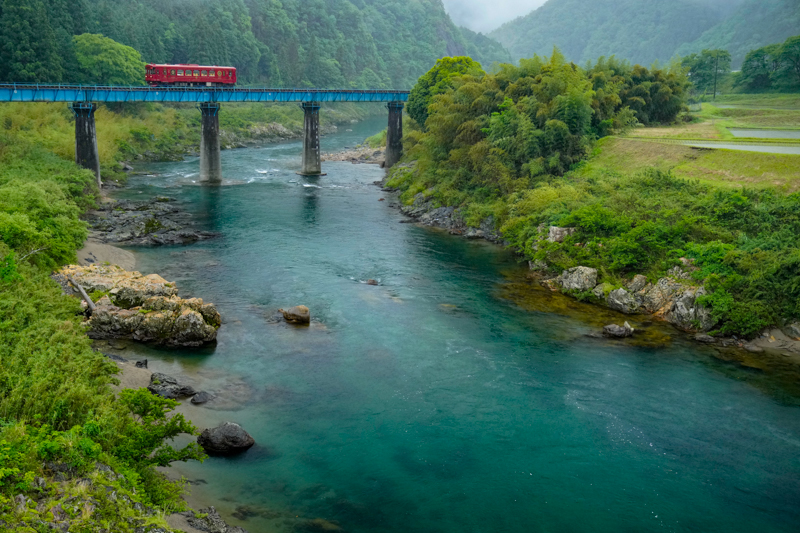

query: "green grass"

left=710, top=93, right=800, bottom=108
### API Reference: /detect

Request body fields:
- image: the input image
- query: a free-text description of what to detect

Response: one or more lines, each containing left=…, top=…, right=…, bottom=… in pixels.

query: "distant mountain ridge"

left=489, top=0, right=795, bottom=68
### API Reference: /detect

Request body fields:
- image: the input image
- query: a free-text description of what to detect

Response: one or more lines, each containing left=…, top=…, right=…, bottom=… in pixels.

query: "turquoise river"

left=112, top=117, right=800, bottom=533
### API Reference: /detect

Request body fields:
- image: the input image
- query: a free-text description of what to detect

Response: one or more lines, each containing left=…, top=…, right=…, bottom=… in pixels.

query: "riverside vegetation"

left=388, top=51, right=800, bottom=338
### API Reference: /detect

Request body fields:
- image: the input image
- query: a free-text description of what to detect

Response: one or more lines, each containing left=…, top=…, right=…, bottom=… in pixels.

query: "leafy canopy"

left=73, top=33, right=145, bottom=86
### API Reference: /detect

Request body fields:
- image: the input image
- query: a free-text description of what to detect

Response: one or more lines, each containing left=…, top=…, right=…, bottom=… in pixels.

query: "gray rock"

left=191, top=391, right=214, bottom=405
left=548, top=226, right=577, bottom=243
left=280, top=305, right=310, bottom=324
left=664, top=287, right=715, bottom=332
left=135, top=359, right=148, bottom=369
left=641, top=278, right=684, bottom=313
left=592, top=283, right=612, bottom=300
left=628, top=275, right=648, bottom=293
left=147, top=373, right=196, bottom=399
left=188, top=506, right=249, bottom=533
left=785, top=322, right=800, bottom=340
left=744, top=344, right=764, bottom=353
left=695, top=334, right=716, bottom=344
left=603, top=322, right=634, bottom=338
left=607, top=288, right=638, bottom=314
left=197, top=423, right=255, bottom=455
left=529, top=260, right=548, bottom=271
left=559, top=266, right=598, bottom=292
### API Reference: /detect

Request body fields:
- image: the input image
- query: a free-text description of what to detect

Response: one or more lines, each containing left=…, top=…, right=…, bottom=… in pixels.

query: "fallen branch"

left=66, top=274, right=97, bottom=313
left=18, top=247, right=49, bottom=263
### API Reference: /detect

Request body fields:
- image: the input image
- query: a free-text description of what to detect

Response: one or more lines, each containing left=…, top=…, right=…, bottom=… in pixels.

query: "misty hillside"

left=489, top=0, right=749, bottom=66
left=677, top=0, right=800, bottom=68
left=18, top=0, right=509, bottom=88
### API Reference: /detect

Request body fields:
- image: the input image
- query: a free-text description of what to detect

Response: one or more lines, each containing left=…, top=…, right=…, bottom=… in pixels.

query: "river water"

left=114, top=116, right=800, bottom=533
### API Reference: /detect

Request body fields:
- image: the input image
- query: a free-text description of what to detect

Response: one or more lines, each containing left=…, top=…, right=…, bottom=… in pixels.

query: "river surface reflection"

left=113, top=116, right=800, bottom=533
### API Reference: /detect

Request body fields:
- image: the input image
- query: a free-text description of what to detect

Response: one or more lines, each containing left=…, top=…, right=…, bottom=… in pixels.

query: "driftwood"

left=66, top=274, right=97, bottom=313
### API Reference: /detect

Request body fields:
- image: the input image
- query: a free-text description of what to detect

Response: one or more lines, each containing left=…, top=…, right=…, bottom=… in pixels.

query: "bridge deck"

left=0, top=84, right=409, bottom=103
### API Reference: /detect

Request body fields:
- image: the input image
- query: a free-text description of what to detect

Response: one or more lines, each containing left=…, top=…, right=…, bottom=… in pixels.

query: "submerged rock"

left=197, top=423, right=255, bottom=455
left=148, top=373, right=196, bottom=399
left=191, top=391, right=214, bottom=405
left=280, top=305, right=311, bottom=324
left=603, top=322, right=635, bottom=338
left=559, top=266, right=598, bottom=292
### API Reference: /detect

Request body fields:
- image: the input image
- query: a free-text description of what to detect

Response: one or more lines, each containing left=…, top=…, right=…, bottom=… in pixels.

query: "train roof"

left=145, top=64, right=236, bottom=69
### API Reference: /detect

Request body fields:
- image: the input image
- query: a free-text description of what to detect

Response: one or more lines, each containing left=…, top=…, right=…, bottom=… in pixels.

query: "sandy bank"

left=77, top=240, right=136, bottom=271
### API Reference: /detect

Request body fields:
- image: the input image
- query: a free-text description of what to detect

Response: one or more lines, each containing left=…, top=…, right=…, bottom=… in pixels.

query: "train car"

left=145, top=64, right=237, bottom=87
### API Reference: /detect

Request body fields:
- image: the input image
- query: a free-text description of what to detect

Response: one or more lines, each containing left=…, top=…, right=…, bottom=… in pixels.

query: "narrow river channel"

left=112, top=116, right=800, bottom=533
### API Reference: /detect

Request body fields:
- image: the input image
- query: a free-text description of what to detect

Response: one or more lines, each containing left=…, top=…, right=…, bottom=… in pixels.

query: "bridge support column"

left=300, top=101, right=324, bottom=176
left=385, top=101, right=404, bottom=169
left=70, top=103, right=101, bottom=189
left=200, top=102, right=222, bottom=182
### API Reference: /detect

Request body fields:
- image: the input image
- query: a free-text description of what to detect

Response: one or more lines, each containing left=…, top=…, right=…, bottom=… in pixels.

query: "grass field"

left=709, top=94, right=800, bottom=108
left=577, top=137, right=800, bottom=192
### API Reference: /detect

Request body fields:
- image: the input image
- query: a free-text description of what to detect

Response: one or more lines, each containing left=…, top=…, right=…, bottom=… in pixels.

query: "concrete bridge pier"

left=70, top=103, right=101, bottom=188
left=385, top=101, right=404, bottom=169
left=199, top=102, right=222, bottom=182
left=300, top=101, right=324, bottom=176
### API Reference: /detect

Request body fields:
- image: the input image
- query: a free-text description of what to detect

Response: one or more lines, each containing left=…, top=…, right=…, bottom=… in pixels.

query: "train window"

left=209, top=70, right=215, bottom=77
left=201, top=70, right=207, bottom=76
left=177, top=70, right=183, bottom=76
left=194, top=70, right=200, bottom=77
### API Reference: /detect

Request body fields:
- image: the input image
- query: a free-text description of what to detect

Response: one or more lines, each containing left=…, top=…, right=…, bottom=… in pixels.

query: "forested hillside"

left=489, top=0, right=746, bottom=66
left=0, top=0, right=509, bottom=88
left=677, top=0, right=800, bottom=69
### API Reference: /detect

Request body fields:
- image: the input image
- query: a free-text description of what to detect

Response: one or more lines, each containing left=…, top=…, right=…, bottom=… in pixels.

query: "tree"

left=72, top=33, right=145, bottom=86
left=0, top=0, right=63, bottom=82
left=407, top=56, right=485, bottom=127
left=739, top=44, right=783, bottom=91
left=681, top=49, right=731, bottom=96
left=780, top=35, right=800, bottom=86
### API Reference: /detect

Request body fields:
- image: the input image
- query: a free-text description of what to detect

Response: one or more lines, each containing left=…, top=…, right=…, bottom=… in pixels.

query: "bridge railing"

left=0, top=83, right=410, bottom=103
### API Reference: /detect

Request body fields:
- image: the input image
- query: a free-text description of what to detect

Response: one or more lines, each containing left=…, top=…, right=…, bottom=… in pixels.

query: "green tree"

left=739, top=43, right=783, bottom=90
left=407, top=56, right=485, bottom=127
left=681, top=49, right=731, bottom=96
left=73, top=33, right=145, bottom=86
left=779, top=35, right=800, bottom=86
left=0, top=0, right=63, bottom=82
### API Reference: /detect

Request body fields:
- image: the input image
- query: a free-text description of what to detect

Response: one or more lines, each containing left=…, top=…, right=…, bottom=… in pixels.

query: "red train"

left=145, top=64, right=237, bottom=87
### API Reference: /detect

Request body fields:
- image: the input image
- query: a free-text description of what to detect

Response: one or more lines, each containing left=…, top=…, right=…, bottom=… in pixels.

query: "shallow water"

left=115, top=116, right=800, bottom=533
left=729, top=129, right=800, bottom=140
left=681, top=141, right=800, bottom=154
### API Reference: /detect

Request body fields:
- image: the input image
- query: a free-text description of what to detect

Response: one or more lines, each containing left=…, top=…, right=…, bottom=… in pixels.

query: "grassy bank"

left=0, top=121, right=211, bottom=528
left=388, top=112, right=800, bottom=338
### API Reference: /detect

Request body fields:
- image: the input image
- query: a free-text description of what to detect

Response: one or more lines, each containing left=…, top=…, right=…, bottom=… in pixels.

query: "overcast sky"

left=441, top=0, right=548, bottom=33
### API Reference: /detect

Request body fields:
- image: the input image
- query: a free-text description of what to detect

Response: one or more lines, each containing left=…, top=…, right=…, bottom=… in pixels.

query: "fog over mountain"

left=441, top=0, right=547, bottom=33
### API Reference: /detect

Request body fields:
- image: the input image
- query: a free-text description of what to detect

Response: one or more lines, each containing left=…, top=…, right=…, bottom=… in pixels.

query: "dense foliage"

left=681, top=49, right=732, bottom=96
left=0, top=131, right=205, bottom=519
left=738, top=35, right=800, bottom=92
left=407, top=57, right=485, bottom=128
left=490, top=0, right=742, bottom=67
left=677, top=0, right=800, bottom=69
left=72, top=33, right=146, bottom=86
left=394, top=51, right=686, bottom=204
left=0, top=0, right=509, bottom=89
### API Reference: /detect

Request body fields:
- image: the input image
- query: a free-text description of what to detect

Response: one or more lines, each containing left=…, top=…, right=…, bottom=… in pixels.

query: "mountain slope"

left=676, top=0, right=800, bottom=68
left=32, top=0, right=509, bottom=89
left=490, top=0, right=745, bottom=65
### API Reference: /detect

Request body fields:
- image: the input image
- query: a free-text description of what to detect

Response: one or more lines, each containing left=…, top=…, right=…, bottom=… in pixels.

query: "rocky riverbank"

left=86, top=196, right=218, bottom=246
left=385, top=185, right=800, bottom=357
left=323, top=145, right=385, bottom=165
left=55, top=265, right=220, bottom=347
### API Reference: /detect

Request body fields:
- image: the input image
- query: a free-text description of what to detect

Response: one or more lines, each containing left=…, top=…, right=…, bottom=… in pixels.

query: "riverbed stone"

left=191, top=391, right=214, bottom=405
left=603, top=322, right=634, bottom=338
left=785, top=322, right=800, bottom=340
left=607, top=288, right=638, bottom=314
left=197, top=423, right=255, bottom=455
left=664, top=287, right=715, bottom=332
left=695, top=334, right=716, bottom=344
left=559, top=266, right=598, bottom=292
left=148, top=373, right=196, bottom=399
left=280, top=305, right=310, bottom=324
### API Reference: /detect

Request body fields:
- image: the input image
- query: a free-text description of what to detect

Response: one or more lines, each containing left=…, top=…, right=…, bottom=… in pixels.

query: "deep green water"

left=114, top=117, right=800, bottom=533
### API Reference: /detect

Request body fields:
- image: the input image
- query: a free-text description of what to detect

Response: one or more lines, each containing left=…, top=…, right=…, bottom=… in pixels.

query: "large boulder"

left=641, top=278, right=684, bottom=313
left=607, top=288, right=638, bottom=314
left=627, top=275, right=648, bottom=293
left=57, top=266, right=220, bottom=347
left=785, top=323, right=800, bottom=340
left=559, top=267, right=598, bottom=292
left=664, top=287, right=715, bottom=332
left=148, top=373, right=196, bottom=399
left=197, top=423, right=255, bottom=455
left=280, top=305, right=310, bottom=324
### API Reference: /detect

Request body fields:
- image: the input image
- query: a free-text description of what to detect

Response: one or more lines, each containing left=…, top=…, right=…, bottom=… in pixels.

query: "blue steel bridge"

left=0, top=83, right=409, bottom=104
left=0, top=83, right=409, bottom=184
